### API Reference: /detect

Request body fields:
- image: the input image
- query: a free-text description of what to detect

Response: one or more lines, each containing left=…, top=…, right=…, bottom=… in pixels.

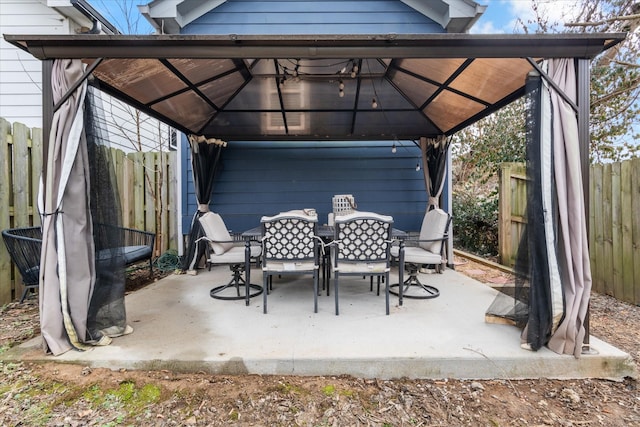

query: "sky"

left=472, top=0, right=583, bottom=34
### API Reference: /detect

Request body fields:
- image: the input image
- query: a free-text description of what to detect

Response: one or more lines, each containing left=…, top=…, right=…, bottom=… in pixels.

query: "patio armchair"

left=331, top=211, right=394, bottom=315
left=2, top=226, right=42, bottom=303
left=390, top=208, right=451, bottom=299
left=260, top=211, right=320, bottom=314
left=198, top=212, right=262, bottom=300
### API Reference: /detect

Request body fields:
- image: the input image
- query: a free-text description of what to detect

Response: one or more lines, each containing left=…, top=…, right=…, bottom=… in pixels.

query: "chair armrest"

left=119, top=226, right=155, bottom=247
left=196, top=236, right=236, bottom=245
left=402, top=234, right=448, bottom=247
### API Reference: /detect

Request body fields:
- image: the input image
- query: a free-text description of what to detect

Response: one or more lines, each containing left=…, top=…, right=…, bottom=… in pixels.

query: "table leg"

left=398, top=240, right=404, bottom=306
left=245, top=239, right=251, bottom=306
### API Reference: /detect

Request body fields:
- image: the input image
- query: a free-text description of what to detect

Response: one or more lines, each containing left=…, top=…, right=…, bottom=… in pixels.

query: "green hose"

left=153, top=249, right=182, bottom=272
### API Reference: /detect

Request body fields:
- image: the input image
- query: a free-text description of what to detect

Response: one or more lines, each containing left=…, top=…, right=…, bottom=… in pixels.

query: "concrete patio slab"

left=5, top=267, right=637, bottom=380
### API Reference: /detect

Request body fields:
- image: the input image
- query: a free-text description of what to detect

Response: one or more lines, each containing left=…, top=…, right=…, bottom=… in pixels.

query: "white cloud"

left=470, top=20, right=503, bottom=34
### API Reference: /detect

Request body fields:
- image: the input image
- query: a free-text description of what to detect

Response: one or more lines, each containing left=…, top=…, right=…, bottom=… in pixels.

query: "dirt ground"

left=1, top=258, right=638, bottom=426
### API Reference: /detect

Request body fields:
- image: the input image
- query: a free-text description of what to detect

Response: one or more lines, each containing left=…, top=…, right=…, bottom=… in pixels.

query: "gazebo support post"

left=577, top=58, right=592, bottom=353
left=42, top=60, right=53, bottom=176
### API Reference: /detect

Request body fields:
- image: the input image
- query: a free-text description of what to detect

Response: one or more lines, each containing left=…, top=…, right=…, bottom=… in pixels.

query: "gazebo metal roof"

left=4, top=33, right=626, bottom=141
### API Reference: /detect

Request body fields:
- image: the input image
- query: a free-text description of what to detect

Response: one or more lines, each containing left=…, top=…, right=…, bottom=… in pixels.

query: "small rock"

left=561, top=388, right=580, bottom=404
left=470, top=381, right=485, bottom=391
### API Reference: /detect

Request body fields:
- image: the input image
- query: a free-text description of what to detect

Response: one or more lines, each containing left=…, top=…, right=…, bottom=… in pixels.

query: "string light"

left=351, top=62, right=359, bottom=78
left=372, top=98, right=378, bottom=109
left=416, top=162, right=421, bottom=171
left=338, top=80, right=345, bottom=97
left=391, top=143, right=397, bottom=154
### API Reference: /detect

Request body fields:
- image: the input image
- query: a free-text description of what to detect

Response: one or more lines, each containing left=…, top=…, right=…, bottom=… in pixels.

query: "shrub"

left=452, top=188, right=499, bottom=257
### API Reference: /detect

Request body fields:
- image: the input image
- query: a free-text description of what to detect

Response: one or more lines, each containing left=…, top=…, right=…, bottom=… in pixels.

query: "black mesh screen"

left=84, top=86, right=128, bottom=342
left=485, top=72, right=555, bottom=351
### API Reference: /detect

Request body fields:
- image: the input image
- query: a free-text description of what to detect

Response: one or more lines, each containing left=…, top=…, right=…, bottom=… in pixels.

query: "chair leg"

left=313, top=271, right=318, bottom=313
left=385, top=272, right=390, bottom=315
left=19, top=286, right=33, bottom=304
left=334, top=273, right=339, bottom=315
left=263, top=272, right=268, bottom=314
left=326, top=260, right=331, bottom=296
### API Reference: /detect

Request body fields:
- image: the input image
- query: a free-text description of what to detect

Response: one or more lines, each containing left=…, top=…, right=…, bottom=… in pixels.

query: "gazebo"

left=3, top=31, right=626, bottom=358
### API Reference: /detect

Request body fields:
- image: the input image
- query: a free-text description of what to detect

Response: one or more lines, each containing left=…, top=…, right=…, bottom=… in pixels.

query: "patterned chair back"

left=261, top=213, right=318, bottom=265
left=334, top=212, right=393, bottom=264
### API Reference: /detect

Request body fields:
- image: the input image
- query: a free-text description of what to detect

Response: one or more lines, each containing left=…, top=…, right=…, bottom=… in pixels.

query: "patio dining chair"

left=261, top=211, right=320, bottom=314
left=2, top=226, right=42, bottom=303
left=198, top=212, right=262, bottom=300
left=390, top=208, right=451, bottom=299
left=331, top=212, right=394, bottom=315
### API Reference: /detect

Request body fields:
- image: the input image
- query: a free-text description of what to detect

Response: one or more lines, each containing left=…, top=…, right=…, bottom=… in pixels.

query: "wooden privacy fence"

left=499, top=159, right=640, bottom=306
left=0, top=118, right=177, bottom=304
left=590, top=159, right=640, bottom=306
left=498, top=163, right=527, bottom=268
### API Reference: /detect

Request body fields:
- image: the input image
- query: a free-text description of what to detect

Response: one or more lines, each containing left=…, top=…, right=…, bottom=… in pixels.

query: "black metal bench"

left=93, top=223, right=156, bottom=276
left=2, top=224, right=155, bottom=303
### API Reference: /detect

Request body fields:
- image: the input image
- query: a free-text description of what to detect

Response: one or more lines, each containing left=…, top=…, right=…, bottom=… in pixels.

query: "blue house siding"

left=183, top=140, right=429, bottom=233
left=179, top=0, right=449, bottom=237
left=182, top=0, right=445, bottom=35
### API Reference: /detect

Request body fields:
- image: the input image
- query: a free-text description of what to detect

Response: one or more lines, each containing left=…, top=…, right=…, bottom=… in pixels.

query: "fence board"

left=121, top=151, right=134, bottom=227
left=602, top=163, right=613, bottom=296
left=12, top=123, right=30, bottom=227
left=31, top=128, right=42, bottom=228
left=144, top=152, right=157, bottom=251
left=1, top=119, right=178, bottom=304
left=610, top=162, right=623, bottom=300
left=129, top=152, right=145, bottom=231
left=632, top=158, right=640, bottom=305
left=592, top=164, right=605, bottom=297
left=0, top=118, right=12, bottom=303
left=168, top=151, right=178, bottom=251
left=619, top=160, right=634, bottom=303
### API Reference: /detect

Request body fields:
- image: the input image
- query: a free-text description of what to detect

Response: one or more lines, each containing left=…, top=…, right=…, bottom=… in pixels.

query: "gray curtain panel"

left=40, top=59, right=95, bottom=355
left=545, top=58, right=593, bottom=357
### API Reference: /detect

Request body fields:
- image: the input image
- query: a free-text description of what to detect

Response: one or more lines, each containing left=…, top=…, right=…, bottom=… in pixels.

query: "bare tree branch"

left=565, top=13, right=640, bottom=27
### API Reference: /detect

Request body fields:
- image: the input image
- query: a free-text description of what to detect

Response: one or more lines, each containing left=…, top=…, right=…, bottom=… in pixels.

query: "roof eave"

left=3, top=33, right=627, bottom=61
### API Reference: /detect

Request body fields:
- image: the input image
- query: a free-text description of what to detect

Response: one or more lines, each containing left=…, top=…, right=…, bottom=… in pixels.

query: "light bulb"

left=415, top=163, right=421, bottom=171
left=339, top=80, right=344, bottom=90
left=339, top=89, right=344, bottom=97
left=391, top=144, right=397, bottom=154
left=351, top=70, right=356, bottom=78
left=372, top=98, right=378, bottom=109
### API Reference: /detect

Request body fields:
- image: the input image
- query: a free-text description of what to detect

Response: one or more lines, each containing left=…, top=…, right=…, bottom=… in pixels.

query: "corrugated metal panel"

left=182, top=0, right=445, bottom=35
left=183, top=141, right=429, bottom=232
